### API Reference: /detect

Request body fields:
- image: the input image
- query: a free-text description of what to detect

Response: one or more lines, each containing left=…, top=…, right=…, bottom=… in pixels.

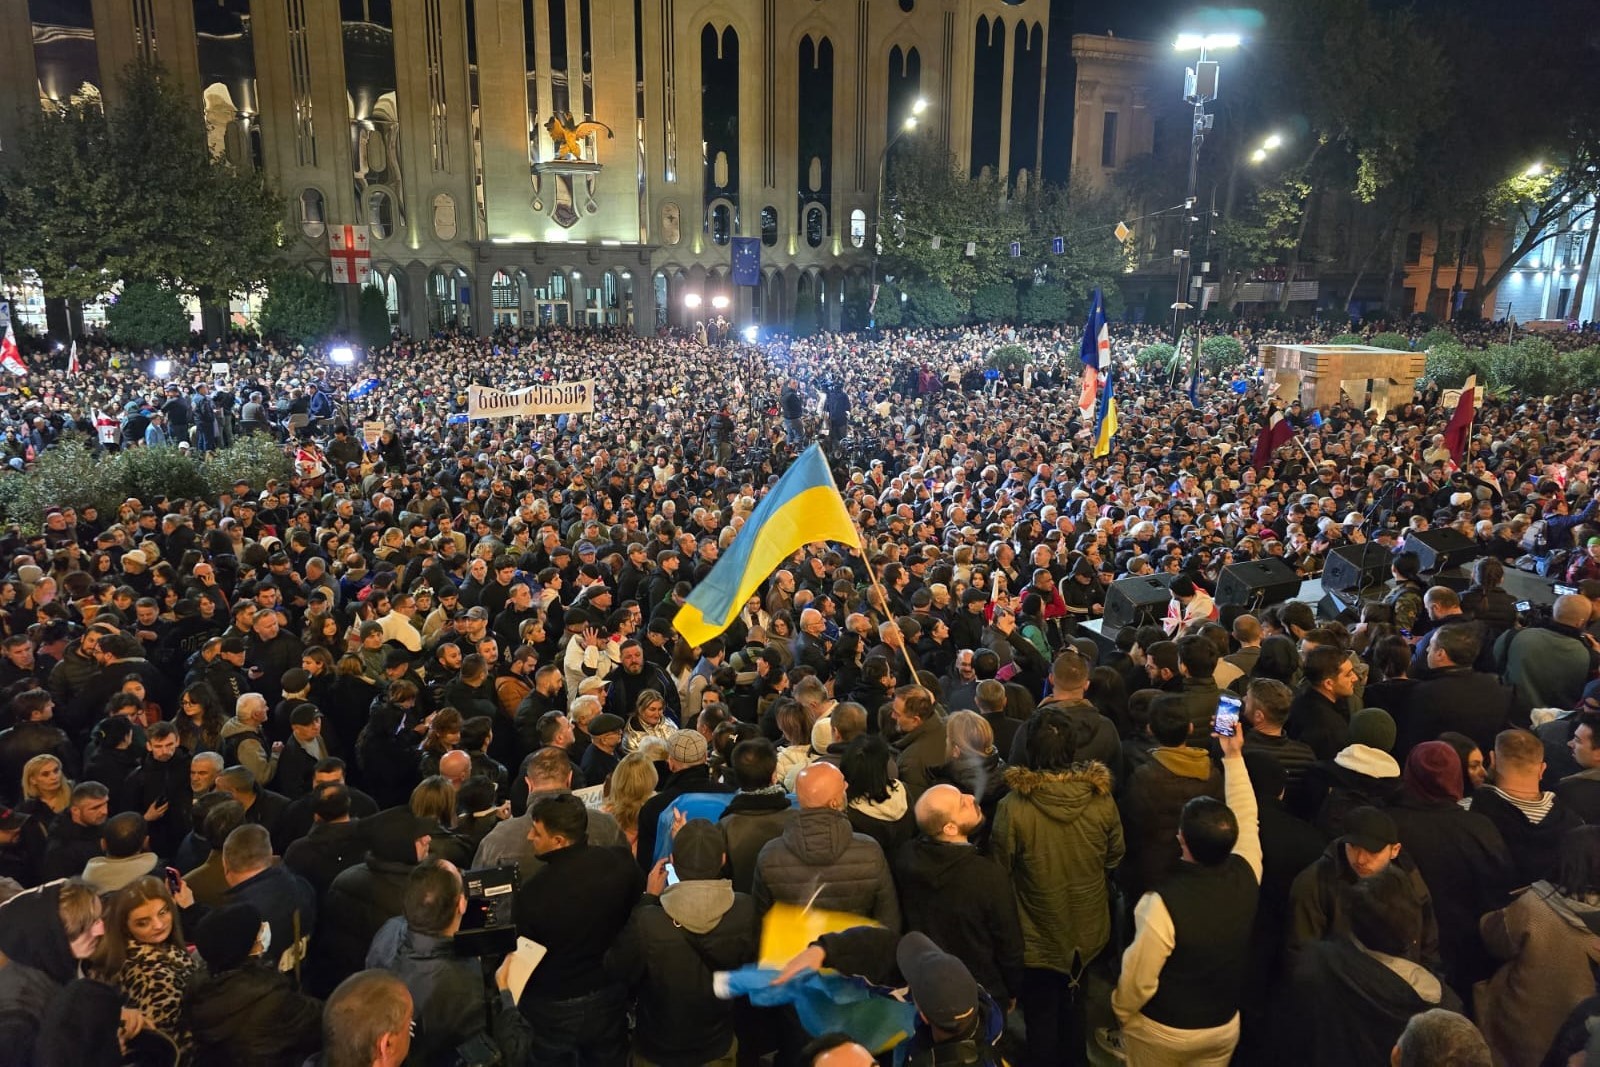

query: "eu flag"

left=731, top=237, right=761, bottom=287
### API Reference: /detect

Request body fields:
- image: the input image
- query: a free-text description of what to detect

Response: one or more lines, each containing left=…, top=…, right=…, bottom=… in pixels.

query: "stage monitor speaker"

left=1406, top=528, right=1479, bottom=574
left=1321, top=543, right=1393, bottom=594
left=1216, top=557, right=1302, bottom=609
left=1104, top=576, right=1173, bottom=631
left=1318, top=590, right=1363, bottom=624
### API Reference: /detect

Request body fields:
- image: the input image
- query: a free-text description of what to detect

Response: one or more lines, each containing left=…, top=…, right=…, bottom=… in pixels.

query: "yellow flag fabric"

left=1092, top=397, right=1118, bottom=458
left=673, top=444, right=861, bottom=647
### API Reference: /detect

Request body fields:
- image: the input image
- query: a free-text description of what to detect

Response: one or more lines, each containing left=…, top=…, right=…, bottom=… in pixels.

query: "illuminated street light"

left=711, top=294, right=730, bottom=310
left=153, top=359, right=173, bottom=378
left=1174, top=32, right=1241, bottom=51
left=683, top=293, right=702, bottom=309
left=1262, top=133, right=1283, bottom=151
left=329, top=345, right=355, bottom=365
left=1250, top=148, right=1268, bottom=164
left=911, top=97, right=928, bottom=116
left=903, top=116, right=918, bottom=132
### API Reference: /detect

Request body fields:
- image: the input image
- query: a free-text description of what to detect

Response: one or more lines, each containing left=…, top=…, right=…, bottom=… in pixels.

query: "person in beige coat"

left=1475, top=826, right=1600, bottom=1067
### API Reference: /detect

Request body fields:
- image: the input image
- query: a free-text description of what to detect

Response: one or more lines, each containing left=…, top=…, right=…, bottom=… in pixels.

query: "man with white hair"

left=219, top=692, right=282, bottom=784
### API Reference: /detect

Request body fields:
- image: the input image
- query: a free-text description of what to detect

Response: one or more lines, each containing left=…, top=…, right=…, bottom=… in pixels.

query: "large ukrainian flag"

left=674, top=443, right=861, bottom=647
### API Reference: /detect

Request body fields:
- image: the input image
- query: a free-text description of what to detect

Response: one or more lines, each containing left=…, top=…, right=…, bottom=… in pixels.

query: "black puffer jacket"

left=0, top=881, right=81, bottom=1067
left=605, top=881, right=760, bottom=1067
left=184, top=962, right=323, bottom=1067
left=314, top=807, right=423, bottom=994
left=751, top=808, right=900, bottom=931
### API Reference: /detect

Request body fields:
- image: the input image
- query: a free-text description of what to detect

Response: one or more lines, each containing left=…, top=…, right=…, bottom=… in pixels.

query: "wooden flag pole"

left=848, top=522, right=922, bottom=685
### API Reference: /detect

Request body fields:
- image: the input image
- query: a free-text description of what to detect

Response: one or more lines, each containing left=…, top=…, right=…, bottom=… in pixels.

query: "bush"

left=107, top=282, right=191, bottom=348
left=1419, top=328, right=1456, bottom=352
left=357, top=284, right=392, bottom=349
left=988, top=344, right=1031, bottom=369
left=259, top=271, right=337, bottom=346
left=902, top=279, right=967, bottom=328
left=1369, top=331, right=1413, bottom=352
left=1018, top=285, right=1073, bottom=325
left=1137, top=342, right=1176, bottom=369
left=1327, top=332, right=1365, bottom=346
left=200, top=434, right=294, bottom=497
left=969, top=283, right=1019, bottom=324
left=1422, top=341, right=1485, bottom=388
left=1486, top=337, right=1559, bottom=395
left=1558, top=346, right=1600, bottom=392
left=872, top=286, right=903, bottom=329
left=116, top=444, right=210, bottom=503
left=14, top=436, right=126, bottom=525
left=1200, top=335, right=1247, bottom=374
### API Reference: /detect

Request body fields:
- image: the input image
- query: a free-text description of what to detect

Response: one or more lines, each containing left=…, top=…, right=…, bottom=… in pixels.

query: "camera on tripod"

left=455, top=865, right=519, bottom=957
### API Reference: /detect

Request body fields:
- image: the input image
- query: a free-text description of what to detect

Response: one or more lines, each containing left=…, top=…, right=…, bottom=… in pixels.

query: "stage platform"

left=1080, top=565, right=1560, bottom=649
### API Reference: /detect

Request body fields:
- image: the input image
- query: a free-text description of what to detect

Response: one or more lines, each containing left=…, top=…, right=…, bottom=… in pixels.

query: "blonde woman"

left=601, top=752, right=659, bottom=856
left=410, top=775, right=473, bottom=867
left=623, top=690, right=677, bottom=754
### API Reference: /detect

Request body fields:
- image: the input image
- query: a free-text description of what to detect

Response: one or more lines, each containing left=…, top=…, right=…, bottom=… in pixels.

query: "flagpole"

left=847, top=520, right=922, bottom=684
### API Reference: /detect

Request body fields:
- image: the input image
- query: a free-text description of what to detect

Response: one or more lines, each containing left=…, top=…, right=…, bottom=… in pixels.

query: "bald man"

left=751, top=762, right=900, bottom=930
left=891, top=785, right=1024, bottom=1009
left=793, top=607, right=833, bottom=680
left=805, top=1037, right=876, bottom=1066
left=1497, top=593, right=1600, bottom=709
left=438, top=750, right=472, bottom=790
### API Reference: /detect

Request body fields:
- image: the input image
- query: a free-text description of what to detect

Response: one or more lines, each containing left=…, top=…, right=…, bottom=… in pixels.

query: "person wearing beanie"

left=1388, top=742, right=1517, bottom=1000
left=633, top=728, right=735, bottom=871
left=604, top=819, right=758, bottom=1066
left=315, top=806, right=433, bottom=996
left=185, top=903, right=325, bottom=1067
left=1293, top=708, right=1402, bottom=837
left=1286, top=805, right=1442, bottom=975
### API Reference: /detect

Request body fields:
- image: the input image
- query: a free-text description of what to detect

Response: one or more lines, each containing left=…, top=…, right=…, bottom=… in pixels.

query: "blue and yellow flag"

left=1092, top=365, right=1119, bottom=458
left=674, top=444, right=860, bottom=646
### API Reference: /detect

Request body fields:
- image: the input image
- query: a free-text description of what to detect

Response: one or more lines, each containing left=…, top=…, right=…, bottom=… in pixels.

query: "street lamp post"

left=870, top=97, right=928, bottom=330
left=1171, top=34, right=1239, bottom=350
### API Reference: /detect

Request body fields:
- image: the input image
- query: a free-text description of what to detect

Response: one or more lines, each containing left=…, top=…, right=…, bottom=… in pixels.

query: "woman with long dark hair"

left=176, top=681, right=228, bottom=755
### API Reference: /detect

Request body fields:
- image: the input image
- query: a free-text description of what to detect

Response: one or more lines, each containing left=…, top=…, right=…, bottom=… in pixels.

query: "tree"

left=1137, top=343, right=1176, bottom=369
left=106, top=282, right=190, bottom=347
left=259, top=271, right=336, bottom=346
left=901, top=279, right=967, bottom=328
left=357, top=284, right=392, bottom=348
left=1018, top=285, right=1073, bottom=325
left=1200, top=335, right=1246, bottom=374
left=970, top=283, right=1018, bottom=323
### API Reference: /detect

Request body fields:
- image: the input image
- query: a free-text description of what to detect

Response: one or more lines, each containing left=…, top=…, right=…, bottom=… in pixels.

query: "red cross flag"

left=329, top=224, right=372, bottom=286
left=0, top=301, right=26, bottom=376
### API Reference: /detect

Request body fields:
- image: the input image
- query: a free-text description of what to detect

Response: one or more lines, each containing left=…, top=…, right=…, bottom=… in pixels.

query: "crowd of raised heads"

left=0, top=314, right=1596, bottom=1066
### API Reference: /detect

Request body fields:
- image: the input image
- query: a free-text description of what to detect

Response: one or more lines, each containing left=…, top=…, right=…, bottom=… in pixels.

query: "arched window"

left=849, top=208, right=867, bottom=249
left=368, top=188, right=396, bottom=240
left=709, top=202, right=732, bottom=246
left=805, top=205, right=826, bottom=248
left=660, top=203, right=681, bottom=246
left=299, top=189, right=326, bottom=238
left=761, top=206, right=779, bottom=247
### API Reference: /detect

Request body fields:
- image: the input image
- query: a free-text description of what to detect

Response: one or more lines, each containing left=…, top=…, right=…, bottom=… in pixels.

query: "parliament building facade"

left=1, top=0, right=1075, bottom=336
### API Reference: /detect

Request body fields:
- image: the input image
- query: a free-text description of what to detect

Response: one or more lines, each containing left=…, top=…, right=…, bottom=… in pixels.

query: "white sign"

left=1439, top=386, right=1484, bottom=411
left=467, top=381, right=596, bottom=420
left=362, top=421, right=386, bottom=447
left=210, top=362, right=229, bottom=378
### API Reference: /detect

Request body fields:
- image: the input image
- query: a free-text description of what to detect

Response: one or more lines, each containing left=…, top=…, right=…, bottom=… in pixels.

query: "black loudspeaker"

left=1405, top=528, right=1479, bottom=573
left=1318, top=590, right=1362, bottom=624
left=1216, top=557, right=1303, bottom=608
left=1321, top=543, right=1393, bottom=594
left=1104, top=576, right=1173, bottom=631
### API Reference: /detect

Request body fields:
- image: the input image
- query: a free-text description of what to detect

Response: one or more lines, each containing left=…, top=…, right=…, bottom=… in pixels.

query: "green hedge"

left=1137, top=342, right=1176, bottom=368
left=1327, top=333, right=1364, bottom=346
left=1200, top=335, right=1247, bottom=374
left=1369, top=331, right=1413, bottom=352
left=0, top=434, right=294, bottom=531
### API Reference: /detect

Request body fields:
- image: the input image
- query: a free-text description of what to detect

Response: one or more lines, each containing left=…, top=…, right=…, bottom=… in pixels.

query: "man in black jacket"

left=892, top=784, right=1024, bottom=1008
left=282, top=782, right=370, bottom=898
left=314, top=805, right=433, bottom=997
left=606, top=818, right=758, bottom=1066
left=221, top=823, right=317, bottom=976
left=718, top=739, right=795, bottom=894
left=40, top=781, right=110, bottom=881
left=514, top=793, right=643, bottom=1065
left=0, top=688, right=79, bottom=796
left=1287, top=647, right=1354, bottom=761
left=1396, top=623, right=1515, bottom=762
left=1470, top=728, right=1586, bottom=887
left=120, top=722, right=192, bottom=860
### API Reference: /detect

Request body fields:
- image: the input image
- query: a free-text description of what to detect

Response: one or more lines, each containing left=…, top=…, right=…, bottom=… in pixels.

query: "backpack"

left=1520, top=520, right=1549, bottom=553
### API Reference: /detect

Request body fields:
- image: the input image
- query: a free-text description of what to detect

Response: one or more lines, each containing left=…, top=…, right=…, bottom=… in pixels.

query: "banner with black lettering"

left=467, top=381, right=596, bottom=419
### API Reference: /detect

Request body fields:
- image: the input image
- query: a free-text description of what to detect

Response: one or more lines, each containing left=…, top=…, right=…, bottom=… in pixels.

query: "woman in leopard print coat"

left=93, top=875, right=208, bottom=1061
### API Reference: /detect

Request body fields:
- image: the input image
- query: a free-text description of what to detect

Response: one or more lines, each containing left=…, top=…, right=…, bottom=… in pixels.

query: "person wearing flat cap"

left=773, top=927, right=1007, bottom=1066
left=633, top=729, right=735, bottom=871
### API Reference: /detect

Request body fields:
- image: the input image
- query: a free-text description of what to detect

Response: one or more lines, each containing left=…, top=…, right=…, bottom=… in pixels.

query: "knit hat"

left=192, top=903, right=263, bottom=973
left=896, top=931, right=980, bottom=1032
left=280, top=668, right=311, bottom=695
left=1403, top=741, right=1463, bottom=804
left=667, top=728, right=707, bottom=765
left=1347, top=707, right=1396, bottom=753
left=669, top=818, right=724, bottom=880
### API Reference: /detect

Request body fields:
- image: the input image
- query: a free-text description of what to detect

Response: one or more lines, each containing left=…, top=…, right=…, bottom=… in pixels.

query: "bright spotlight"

left=742, top=325, right=759, bottom=343
left=1250, top=148, right=1268, bottom=163
left=1262, top=133, right=1283, bottom=150
left=1524, top=162, right=1544, bottom=177
left=153, top=359, right=173, bottom=378
left=683, top=293, right=702, bottom=309
left=903, top=116, right=918, bottom=131
left=329, top=345, right=355, bottom=365
left=711, top=294, right=730, bottom=310
left=1176, top=32, right=1241, bottom=50
left=912, top=98, right=928, bottom=115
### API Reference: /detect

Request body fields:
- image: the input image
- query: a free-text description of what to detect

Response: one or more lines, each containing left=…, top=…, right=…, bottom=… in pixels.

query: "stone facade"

left=1, top=0, right=1054, bottom=336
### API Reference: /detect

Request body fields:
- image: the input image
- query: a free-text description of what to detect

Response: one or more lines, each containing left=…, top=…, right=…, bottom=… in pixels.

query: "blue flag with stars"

left=731, top=237, right=761, bottom=287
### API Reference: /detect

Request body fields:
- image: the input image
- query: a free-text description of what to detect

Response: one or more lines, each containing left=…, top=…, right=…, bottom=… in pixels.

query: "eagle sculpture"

left=544, top=111, right=614, bottom=161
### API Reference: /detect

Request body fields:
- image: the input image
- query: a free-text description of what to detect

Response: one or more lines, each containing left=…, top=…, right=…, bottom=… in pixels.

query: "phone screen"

left=1516, top=601, right=1532, bottom=613
left=663, top=862, right=679, bottom=887
left=1214, top=694, right=1242, bottom=737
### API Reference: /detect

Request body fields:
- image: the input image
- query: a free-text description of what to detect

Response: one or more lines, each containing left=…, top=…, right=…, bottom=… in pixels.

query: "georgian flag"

left=0, top=302, right=25, bottom=376
left=1077, top=287, right=1110, bottom=418
left=67, top=340, right=80, bottom=376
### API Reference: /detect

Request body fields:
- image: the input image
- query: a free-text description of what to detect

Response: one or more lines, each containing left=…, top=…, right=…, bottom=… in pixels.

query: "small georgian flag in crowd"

left=0, top=302, right=26, bottom=376
left=67, top=340, right=80, bottom=376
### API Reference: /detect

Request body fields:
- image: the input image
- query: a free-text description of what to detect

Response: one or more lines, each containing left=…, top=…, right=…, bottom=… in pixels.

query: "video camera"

left=455, top=865, right=519, bottom=957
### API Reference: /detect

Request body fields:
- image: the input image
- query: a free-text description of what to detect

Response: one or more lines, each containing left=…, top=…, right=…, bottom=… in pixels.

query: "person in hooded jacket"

left=1118, top=695, right=1222, bottom=902
left=991, top=705, right=1124, bottom=1067
left=315, top=805, right=432, bottom=997
left=1278, top=865, right=1462, bottom=1067
left=893, top=784, right=1024, bottom=1010
left=0, top=878, right=109, bottom=1066
left=1291, top=707, right=1403, bottom=838
left=185, top=902, right=323, bottom=1067
left=605, top=819, right=759, bottom=1066
left=1387, top=742, right=1517, bottom=1000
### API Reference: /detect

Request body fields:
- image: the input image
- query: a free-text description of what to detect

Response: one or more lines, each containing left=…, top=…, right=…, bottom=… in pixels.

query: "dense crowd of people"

left=0, top=314, right=1597, bottom=1067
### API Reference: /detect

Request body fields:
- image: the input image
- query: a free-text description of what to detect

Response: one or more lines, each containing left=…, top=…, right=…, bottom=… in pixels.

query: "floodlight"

left=743, top=325, right=759, bottom=343
left=711, top=294, right=730, bottom=310
left=684, top=293, right=702, bottom=309
left=153, top=360, right=173, bottom=378
left=329, top=346, right=355, bottom=365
